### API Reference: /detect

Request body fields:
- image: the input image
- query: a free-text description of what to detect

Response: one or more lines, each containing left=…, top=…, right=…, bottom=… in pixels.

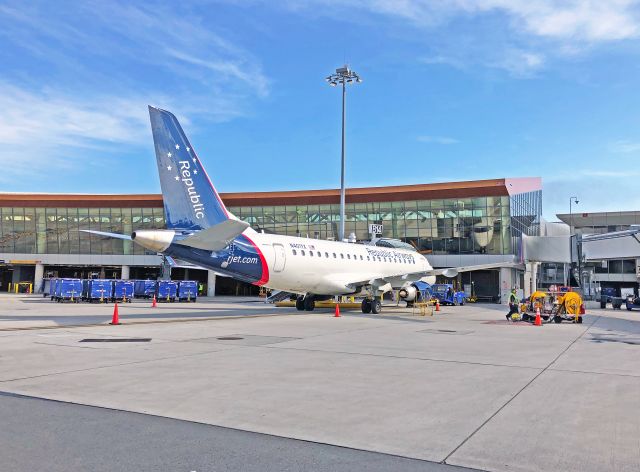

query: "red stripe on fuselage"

left=243, top=233, right=270, bottom=286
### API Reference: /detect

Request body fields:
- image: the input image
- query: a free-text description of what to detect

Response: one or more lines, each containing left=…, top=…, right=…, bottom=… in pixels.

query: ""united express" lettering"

left=179, top=161, right=205, bottom=219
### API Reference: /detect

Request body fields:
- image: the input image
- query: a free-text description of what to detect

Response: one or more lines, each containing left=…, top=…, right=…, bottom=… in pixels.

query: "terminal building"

left=0, top=177, right=542, bottom=299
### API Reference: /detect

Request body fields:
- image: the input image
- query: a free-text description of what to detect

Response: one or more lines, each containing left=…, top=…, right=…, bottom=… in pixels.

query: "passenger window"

left=360, top=255, right=363, bottom=260
left=333, top=253, right=336, bottom=258
left=292, top=249, right=297, bottom=255
left=347, top=254, right=351, bottom=259
left=367, top=256, right=370, bottom=261
left=301, top=250, right=305, bottom=256
left=325, top=252, right=329, bottom=258
left=309, top=251, right=313, bottom=256
left=340, top=254, right=344, bottom=259
left=317, top=251, right=321, bottom=257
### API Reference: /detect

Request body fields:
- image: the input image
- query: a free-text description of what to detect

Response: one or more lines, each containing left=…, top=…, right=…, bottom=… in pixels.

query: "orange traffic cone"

left=334, top=304, right=341, bottom=317
left=435, top=300, right=440, bottom=312
left=152, top=295, right=157, bottom=308
left=534, top=307, right=542, bottom=326
left=110, top=302, right=120, bottom=325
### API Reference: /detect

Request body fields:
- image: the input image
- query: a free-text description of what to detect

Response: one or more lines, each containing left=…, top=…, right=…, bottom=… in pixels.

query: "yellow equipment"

left=555, top=292, right=584, bottom=323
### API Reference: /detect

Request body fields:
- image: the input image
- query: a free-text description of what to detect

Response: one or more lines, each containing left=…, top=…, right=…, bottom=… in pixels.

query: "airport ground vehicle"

left=83, top=279, right=114, bottom=303
left=625, top=295, right=640, bottom=311
left=520, top=290, right=584, bottom=323
left=53, top=278, right=82, bottom=302
left=157, top=280, right=177, bottom=302
left=134, top=280, right=157, bottom=298
left=600, top=287, right=617, bottom=308
left=431, top=284, right=466, bottom=305
left=112, top=280, right=134, bottom=302
left=177, top=280, right=198, bottom=302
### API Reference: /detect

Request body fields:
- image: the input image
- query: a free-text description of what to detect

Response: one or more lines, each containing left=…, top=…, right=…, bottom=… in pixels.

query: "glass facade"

left=0, top=190, right=542, bottom=257
left=0, top=207, right=164, bottom=255
left=229, top=190, right=542, bottom=256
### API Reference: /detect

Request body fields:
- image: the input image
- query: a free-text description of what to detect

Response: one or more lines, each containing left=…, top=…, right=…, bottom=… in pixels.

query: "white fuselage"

left=246, top=230, right=433, bottom=295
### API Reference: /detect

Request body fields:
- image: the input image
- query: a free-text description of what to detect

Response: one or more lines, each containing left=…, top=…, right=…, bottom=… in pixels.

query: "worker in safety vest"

left=506, top=288, right=519, bottom=321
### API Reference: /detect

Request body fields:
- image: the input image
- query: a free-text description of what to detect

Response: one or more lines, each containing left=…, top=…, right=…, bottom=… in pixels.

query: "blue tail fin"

left=148, top=106, right=229, bottom=231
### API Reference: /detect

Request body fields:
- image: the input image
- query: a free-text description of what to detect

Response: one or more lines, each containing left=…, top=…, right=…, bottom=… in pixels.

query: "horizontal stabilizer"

left=178, top=219, right=250, bottom=251
left=80, top=230, right=131, bottom=240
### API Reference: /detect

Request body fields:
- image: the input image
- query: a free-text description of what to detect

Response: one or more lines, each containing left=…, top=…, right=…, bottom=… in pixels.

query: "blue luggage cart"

left=113, top=280, right=134, bottom=302
left=55, top=278, right=83, bottom=302
left=156, top=280, right=177, bottom=302
left=84, top=279, right=114, bottom=303
left=134, top=280, right=157, bottom=298
left=49, top=278, right=59, bottom=301
left=178, top=280, right=198, bottom=302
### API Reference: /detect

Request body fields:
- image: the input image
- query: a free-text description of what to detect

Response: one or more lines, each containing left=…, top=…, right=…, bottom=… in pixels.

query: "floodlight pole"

left=340, top=79, right=346, bottom=242
left=568, top=196, right=579, bottom=286
left=326, top=65, right=361, bottom=241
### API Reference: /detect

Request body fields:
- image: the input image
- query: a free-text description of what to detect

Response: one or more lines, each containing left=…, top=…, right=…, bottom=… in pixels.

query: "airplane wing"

left=343, top=262, right=523, bottom=292
left=421, top=261, right=524, bottom=279
left=177, top=219, right=250, bottom=251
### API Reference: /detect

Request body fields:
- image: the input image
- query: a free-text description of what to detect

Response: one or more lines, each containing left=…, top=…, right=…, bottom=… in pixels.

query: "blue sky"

left=1, top=1, right=640, bottom=219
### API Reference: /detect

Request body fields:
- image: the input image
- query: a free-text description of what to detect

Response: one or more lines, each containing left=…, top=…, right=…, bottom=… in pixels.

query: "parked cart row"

left=45, top=279, right=198, bottom=303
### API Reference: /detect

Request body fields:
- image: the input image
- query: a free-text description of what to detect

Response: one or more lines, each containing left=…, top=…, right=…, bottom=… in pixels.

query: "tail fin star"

left=148, top=106, right=230, bottom=231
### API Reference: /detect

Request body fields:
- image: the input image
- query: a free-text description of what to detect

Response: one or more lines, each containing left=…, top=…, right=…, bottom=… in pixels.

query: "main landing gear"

left=361, top=298, right=381, bottom=314
left=296, top=295, right=315, bottom=311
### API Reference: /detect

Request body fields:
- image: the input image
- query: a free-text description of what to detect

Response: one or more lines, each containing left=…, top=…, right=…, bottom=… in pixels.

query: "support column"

left=499, top=267, right=513, bottom=304
left=207, top=270, right=216, bottom=297
left=34, top=263, right=45, bottom=293
left=121, top=265, right=130, bottom=280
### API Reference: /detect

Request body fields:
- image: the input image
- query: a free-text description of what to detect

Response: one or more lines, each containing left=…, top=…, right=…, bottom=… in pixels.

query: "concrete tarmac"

left=0, top=294, right=639, bottom=471
left=0, top=391, right=474, bottom=472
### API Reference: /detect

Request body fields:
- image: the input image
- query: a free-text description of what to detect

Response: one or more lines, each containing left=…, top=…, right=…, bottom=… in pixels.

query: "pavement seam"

left=546, top=367, right=640, bottom=379
left=441, top=315, right=601, bottom=465
left=261, top=344, right=544, bottom=371
left=0, top=343, right=255, bottom=384
left=0, top=312, right=296, bottom=332
left=0, top=390, right=487, bottom=472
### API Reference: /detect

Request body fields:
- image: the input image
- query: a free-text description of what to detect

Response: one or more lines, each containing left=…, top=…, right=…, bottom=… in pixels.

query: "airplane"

left=85, top=106, right=518, bottom=314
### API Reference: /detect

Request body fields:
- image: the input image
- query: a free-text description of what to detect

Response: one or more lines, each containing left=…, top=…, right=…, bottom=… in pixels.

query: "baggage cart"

left=177, top=280, right=198, bottom=302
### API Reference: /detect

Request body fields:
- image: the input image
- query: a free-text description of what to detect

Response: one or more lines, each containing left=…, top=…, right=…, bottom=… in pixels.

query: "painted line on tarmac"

left=441, top=315, right=601, bottom=465
left=0, top=390, right=485, bottom=471
left=0, top=312, right=297, bottom=332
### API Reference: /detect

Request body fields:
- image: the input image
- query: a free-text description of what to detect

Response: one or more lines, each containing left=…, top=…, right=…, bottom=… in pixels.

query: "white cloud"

left=284, top=0, right=640, bottom=75
left=417, top=135, right=459, bottom=144
left=0, top=2, right=271, bottom=184
left=610, top=139, right=640, bottom=153
left=319, top=0, right=640, bottom=43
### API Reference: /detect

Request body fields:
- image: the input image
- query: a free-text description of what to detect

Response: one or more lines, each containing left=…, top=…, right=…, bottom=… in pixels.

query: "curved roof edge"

left=0, top=177, right=541, bottom=208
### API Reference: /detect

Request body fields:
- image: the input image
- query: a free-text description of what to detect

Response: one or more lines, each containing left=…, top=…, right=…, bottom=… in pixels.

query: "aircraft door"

left=273, top=243, right=286, bottom=272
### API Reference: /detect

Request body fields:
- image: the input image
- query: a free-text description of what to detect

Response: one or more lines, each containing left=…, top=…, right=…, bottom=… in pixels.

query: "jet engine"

left=131, top=230, right=176, bottom=252
left=398, top=281, right=433, bottom=305
left=398, top=284, right=418, bottom=302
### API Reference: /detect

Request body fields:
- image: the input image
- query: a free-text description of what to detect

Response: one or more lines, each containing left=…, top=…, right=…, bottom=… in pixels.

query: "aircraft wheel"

left=577, top=316, right=583, bottom=324
left=361, top=299, right=372, bottom=314
left=554, top=316, right=562, bottom=323
left=295, top=297, right=305, bottom=311
left=303, top=297, right=315, bottom=311
left=371, top=299, right=382, bottom=314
